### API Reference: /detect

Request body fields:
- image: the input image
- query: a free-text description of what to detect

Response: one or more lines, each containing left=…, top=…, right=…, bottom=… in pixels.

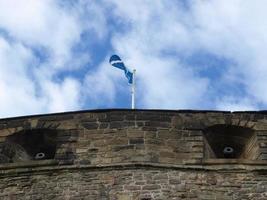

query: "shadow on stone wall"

left=0, top=129, right=58, bottom=163
left=203, top=124, right=258, bottom=159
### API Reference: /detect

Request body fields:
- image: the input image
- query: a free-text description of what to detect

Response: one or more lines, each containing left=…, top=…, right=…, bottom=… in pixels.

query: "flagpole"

left=131, top=69, right=136, bottom=109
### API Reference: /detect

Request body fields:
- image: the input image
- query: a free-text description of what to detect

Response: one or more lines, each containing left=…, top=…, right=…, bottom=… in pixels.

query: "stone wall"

left=0, top=109, right=267, bottom=199
left=0, top=164, right=267, bottom=200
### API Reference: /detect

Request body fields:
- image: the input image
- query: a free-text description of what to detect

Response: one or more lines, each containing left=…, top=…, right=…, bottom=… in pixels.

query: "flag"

left=109, top=55, right=133, bottom=84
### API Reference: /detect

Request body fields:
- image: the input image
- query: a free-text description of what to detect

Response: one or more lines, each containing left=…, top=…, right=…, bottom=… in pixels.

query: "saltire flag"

left=109, top=55, right=133, bottom=84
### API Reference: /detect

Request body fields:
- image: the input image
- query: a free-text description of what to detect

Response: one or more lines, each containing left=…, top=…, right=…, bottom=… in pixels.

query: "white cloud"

left=0, top=0, right=81, bottom=68
left=109, top=0, right=209, bottom=109
left=0, top=35, right=83, bottom=117
left=83, top=59, right=123, bottom=108
left=0, top=37, right=44, bottom=117
left=42, top=78, right=82, bottom=112
left=1, top=0, right=267, bottom=118
left=188, top=0, right=267, bottom=109
left=215, top=96, right=257, bottom=111
left=0, top=0, right=107, bottom=117
left=106, top=0, right=267, bottom=110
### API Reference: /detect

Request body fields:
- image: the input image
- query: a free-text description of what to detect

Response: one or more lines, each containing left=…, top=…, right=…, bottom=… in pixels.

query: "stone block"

left=113, top=145, right=135, bottom=152
left=145, top=139, right=164, bottom=145
left=158, top=130, right=180, bottom=139
left=127, top=130, right=144, bottom=138
left=0, top=128, right=16, bottom=137
left=144, top=121, right=170, bottom=128
left=106, top=114, right=125, bottom=122
left=160, top=151, right=175, bottom=158
left=124, top=185, right=141, bottom=191
left=144, top=131, right=157, bottom=139
left=142, top=184, right=161, bottom=190
left=99, top=123, right=109, bottom=129
left=153, top=174, right=168, bottom=180
left=129, top=138, right=144, bottom=145
left=82, top=122, right=98, bottom=130
left=142, top=126, right=157, bottom=131
left=110, top=122, right=126, bottom=129
left=109, top=138, right=128, bottom=145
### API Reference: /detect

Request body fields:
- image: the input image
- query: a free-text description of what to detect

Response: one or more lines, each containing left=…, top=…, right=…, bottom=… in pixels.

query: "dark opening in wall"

left=0, top=129, right=58, bottom=163
left=203, top=125, right=258, bottom=159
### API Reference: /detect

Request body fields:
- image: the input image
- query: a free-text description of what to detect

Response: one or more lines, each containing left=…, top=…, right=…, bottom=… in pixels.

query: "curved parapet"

left=0, top=109, right=267, bottom=166
left=0, top=109, right=267, bottom=199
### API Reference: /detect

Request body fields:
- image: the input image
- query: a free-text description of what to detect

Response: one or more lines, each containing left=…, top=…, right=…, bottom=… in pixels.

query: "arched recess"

left=0, top=128, right=58, bottom=164
left=203, top=124, right=258, bottom=159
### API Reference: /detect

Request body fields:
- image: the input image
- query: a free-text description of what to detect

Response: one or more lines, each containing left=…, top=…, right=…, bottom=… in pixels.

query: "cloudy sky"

left=0, top=0, right=266, bottom=117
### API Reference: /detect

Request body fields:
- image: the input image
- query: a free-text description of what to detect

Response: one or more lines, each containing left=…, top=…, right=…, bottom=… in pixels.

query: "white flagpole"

left=131, top=69, right=136, bottom=109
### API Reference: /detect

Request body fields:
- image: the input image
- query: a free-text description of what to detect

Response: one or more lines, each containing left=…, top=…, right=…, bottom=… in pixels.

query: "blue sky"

left=0, top=0, right=266, bottom=117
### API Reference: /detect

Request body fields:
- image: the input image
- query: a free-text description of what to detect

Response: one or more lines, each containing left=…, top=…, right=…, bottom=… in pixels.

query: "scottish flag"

left=109, top=55, right=133, bottom=84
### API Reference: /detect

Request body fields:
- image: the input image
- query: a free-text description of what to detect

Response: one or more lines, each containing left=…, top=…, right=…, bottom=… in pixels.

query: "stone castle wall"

left=0, top=109, right=267, bottom=199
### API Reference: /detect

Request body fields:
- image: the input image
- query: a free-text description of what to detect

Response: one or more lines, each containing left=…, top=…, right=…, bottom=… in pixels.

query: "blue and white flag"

left=109, top=55, right=133, bottom=84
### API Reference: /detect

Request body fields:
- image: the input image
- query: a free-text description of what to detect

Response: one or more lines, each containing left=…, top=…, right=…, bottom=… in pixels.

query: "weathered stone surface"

left=82, top=122, right=99, bottom=130
left=0, top=109, right=266, bottom=199
left=0, top=167, right=266, bottom=199
left=129, top=138, right=144, bottom=145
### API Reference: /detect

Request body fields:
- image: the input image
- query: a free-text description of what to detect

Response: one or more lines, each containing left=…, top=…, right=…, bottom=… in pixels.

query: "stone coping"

left=1, top=108, right=267, bottom=121
left=202, top=159, right=267, bottom=164
left=1, top=161, right=267, bottom=176
left=0, top=159, right=59, bottom=170
left=1, top=159, right=266, bottom=170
